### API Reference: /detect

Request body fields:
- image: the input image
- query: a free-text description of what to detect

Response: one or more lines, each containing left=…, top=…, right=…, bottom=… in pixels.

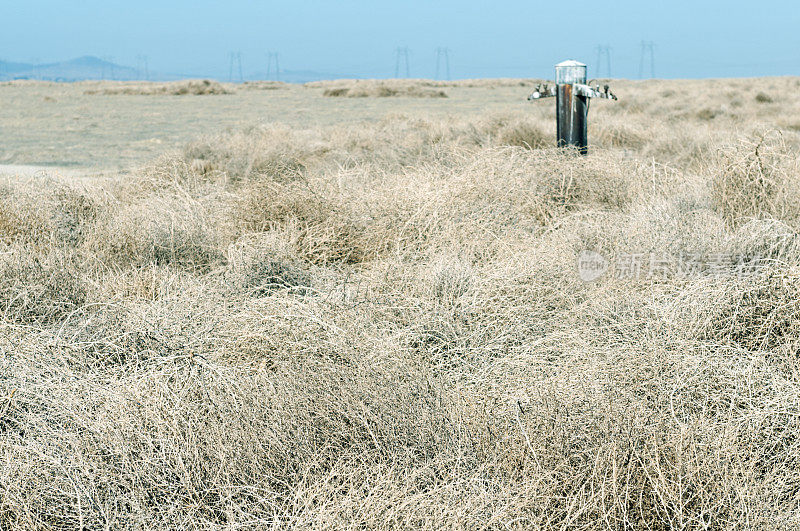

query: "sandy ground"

left=0, top=164, right=77, bottom=177
left=0, top=164, right=113, bottom=180
left=0, top=82, right=540, bottom=169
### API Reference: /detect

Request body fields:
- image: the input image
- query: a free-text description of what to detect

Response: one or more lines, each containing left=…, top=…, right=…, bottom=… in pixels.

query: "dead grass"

left=240, top=80, right=290, bottom=90
left=755, top=92, right=774, bottom=103
left=305, top=78, right=544, bottom=89
left=710, top=134, right=800, bottom=227
left=323, top=83, right=447, bottom=98
left=311, top=78, right=556, bottom=98
left=84, top=79, right=233, bottom=96
left=3, top=79, right=800, bottom=529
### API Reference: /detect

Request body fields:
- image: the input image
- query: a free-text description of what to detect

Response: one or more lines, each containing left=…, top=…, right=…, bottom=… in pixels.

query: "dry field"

left=2, top=76, right=800, bottom=529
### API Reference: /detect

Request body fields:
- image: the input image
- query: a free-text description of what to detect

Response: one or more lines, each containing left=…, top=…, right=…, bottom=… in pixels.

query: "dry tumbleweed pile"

left=3, top=78, right=800, bottom=528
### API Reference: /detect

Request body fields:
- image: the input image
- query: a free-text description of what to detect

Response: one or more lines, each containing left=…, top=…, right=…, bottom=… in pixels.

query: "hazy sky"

left=1, top=0, right=798, bottom=79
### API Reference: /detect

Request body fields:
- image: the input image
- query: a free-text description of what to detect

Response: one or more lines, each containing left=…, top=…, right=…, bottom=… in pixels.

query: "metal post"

left=555, top=60, right=588, bottom=154
left=527, top=60, right=616, bottom=153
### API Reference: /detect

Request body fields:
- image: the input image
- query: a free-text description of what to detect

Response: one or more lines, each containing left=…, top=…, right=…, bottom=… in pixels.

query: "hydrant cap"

left=555, top=60, right=587, bottom=84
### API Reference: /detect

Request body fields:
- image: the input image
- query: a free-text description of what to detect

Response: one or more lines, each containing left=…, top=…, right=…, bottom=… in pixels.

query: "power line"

left=639, top=41, right=656, bottom=79
left=435, top=47, right=450, bottom=80
left=394, top=47, right=410, bottom=78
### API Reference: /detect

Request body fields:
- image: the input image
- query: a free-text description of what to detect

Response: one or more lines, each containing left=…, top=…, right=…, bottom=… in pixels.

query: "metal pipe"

left=527, top=60, right=617, bottom=154
left=555, top=60, right=588, bottom=154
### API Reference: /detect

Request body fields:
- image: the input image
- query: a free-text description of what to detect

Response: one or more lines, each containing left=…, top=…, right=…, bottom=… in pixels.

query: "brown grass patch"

left=323, top=83, right=447, bottom=98
left=84, top=79, right=233, bottom=96
left=4, top=95, right=800, bottom=528
left=710, top=134, right=800, bottom=227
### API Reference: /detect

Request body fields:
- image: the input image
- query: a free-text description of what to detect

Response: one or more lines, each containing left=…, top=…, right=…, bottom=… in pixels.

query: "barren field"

left=2, top=76, right=800, bottom=529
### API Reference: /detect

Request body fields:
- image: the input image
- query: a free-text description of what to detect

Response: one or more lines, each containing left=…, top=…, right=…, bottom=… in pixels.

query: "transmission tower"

left=594, top=45, right=612, bottom=78
left=435, top=47, right=451, bottom=80
left=228, top=51, right=244, bottom=83
left=136, top=55, right=149, bottom=81
left=266, top=52, right=280, bottom=81
left=30, top=57, right=41, bottom=80
left=394, top=47, right=410, bottom=78
left=639, top=41, right=656, bottom=79
left=101, top=56, right=116, bottom=80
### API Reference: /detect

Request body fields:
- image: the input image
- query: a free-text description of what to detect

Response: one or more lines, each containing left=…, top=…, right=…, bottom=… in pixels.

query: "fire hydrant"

left=528, top=60, right=617, bottom=154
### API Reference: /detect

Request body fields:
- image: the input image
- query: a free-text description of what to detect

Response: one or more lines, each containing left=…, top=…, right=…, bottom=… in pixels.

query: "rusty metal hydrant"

left=528, top=60, right=617, bottom=154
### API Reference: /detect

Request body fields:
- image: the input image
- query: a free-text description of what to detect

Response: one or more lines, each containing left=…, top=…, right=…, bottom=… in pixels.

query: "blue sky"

left=1, top=0, right=798, bottom=79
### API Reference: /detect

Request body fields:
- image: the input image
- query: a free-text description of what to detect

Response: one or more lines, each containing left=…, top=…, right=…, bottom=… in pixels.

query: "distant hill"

left=0, top=56, right=342, bottom=83
left=0, top=56, right=139, bottom=81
